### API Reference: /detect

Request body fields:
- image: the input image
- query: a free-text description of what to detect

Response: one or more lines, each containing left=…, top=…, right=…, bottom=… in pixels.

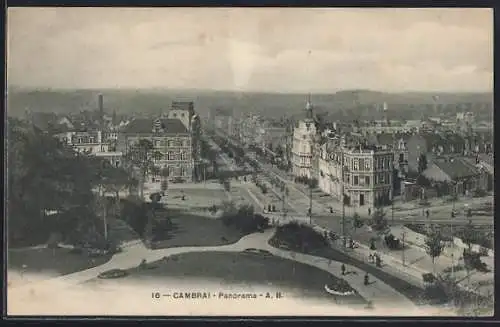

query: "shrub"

left=98, top=269, right=128, bottom=279
left=384, top=233, right=402, bottom=250
left=473, top=188, right=488, bottom=198
left=272, top=221, right=329, bottom=252
left=422, top=273, right=437, bottom=284
left=353, top=213, right=363, bottom=228
left=220, top=203, right=267, bottom=233
left=371, top=209, right=388, bottom=231
left=478, top=246, right=489, bottom=257
left=463, top=249, right=489, bottom=272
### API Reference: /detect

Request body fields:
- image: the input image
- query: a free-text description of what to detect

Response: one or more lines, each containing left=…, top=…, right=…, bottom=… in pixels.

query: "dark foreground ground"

left=119, top=251, right=367, bottom=306
left=8, top=247, right=112, bottom=276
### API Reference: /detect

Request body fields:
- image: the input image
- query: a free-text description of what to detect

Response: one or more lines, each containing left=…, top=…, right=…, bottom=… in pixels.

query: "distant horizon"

left=7, top=85, right=493, bottom=96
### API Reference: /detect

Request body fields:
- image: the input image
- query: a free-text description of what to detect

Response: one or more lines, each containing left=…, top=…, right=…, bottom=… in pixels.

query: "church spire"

left=305, top=93, right=313, bottom=119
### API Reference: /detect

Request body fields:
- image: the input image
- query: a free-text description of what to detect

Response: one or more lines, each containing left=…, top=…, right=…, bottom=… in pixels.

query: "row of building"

left=212, top=98, right=493, bottom=208
left=28, top=95, right=203, bottom=182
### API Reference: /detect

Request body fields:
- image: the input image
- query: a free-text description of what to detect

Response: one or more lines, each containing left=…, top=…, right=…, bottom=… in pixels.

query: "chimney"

left=98, top=93, right=104, bottom=127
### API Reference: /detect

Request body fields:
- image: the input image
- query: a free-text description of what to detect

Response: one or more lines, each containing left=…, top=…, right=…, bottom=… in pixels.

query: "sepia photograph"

left=6, top=7, right=494, bottom=317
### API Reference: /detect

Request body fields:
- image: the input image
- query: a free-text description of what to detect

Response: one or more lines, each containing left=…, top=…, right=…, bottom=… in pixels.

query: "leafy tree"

left=125, top=139, right=154, bottom=199
left=418, top=153, right=428, bottom=173
left=460, top=221, right=478, bottom=250
left=353, top=213, right=363, bottom=230
left=425, top=228, right=445, bottom=275
left=371, top=208, right=388, bottom=231
left=272, top=221, right=329, bottom=252
left=7, top=119, right=101, bottom=247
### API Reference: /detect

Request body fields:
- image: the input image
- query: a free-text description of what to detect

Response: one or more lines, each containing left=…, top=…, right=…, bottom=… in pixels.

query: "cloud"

left=7, top=8, right=493, bottom=92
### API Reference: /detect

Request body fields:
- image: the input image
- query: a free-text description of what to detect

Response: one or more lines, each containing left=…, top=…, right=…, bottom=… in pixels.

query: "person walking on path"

left=368, top=207, right=371, bottom=217
left=341, top=263, right=346, bottom=276
left=364, top=273, right=370, bottom=286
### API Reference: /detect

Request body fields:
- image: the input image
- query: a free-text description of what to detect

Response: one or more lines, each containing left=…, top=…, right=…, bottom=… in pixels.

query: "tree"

left=7, top=119, right=101, bottom=247
left=125, top=139, right=154, bottom=199
left=460, top=221, right=477, bottom=250
left=352, top=213, right=363, bottom=230
left=223, top=179, right=231, bottom=192
left=418, top=153, right=428, bottom=173
left=103, top=166, right=137, bottom=216
left=425, top=228, right=445, bottom=275
left=371, top=208, right=388, bottom=231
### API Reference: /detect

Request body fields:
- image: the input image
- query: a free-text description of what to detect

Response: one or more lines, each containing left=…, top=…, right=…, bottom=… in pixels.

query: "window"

left=365, top=160, right=371, bottom=171
left=181, top=113, right=185, bottom=117
left=353, top=159, right=359, bottom=171
left=359, top=159, right=365, bottom=170
left=154, top=140, right=160, bottom=147
left=365, top=176, right=370, bottom=186
left=173, top=113, right=177, bottom=118
left=353, top=176, right=359, bottom=185
left=380, top=173, right=385, bottom=184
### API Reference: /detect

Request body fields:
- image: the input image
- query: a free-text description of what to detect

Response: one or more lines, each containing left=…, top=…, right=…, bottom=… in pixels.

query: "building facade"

left=317, top=139, right=394, bottom=207
left=56, top=130, right=110, bottom=154
left=118, top=118, right=194, bottom=182
left=166, top=101, right=203, bottom=181
left=291, top=100, right=317, bottom=178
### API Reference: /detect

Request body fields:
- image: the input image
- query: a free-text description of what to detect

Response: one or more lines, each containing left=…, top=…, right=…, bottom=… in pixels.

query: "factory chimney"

left=98, top=93, right=104, bottom=127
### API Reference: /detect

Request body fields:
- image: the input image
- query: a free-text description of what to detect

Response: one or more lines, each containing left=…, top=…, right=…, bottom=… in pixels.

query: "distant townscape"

left=7, top=90, right=493, bottom=316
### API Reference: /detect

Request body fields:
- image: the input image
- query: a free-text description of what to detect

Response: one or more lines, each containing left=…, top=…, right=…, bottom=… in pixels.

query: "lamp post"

left=450, top=181, right=457, bottom=280
left=341, top=145, right=346, bottom=249
left=401, top=231, right=406, bottom=266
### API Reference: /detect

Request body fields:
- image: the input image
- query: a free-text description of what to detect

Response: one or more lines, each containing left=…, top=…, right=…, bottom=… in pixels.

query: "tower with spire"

left=305, top=93, right=314, bottom=120
left=291, top=94, right=318, bottom=179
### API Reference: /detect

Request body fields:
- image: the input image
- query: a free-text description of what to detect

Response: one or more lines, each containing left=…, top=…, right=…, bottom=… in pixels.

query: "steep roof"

left=434, top=158, right=479, bottom=180
left=172, top=101, right=194, bottom=112
left=121, top=118, right=189, bottom=134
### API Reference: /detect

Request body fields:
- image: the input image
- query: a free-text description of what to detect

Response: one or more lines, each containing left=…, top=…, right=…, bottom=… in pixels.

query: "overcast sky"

left=7, top=8, right=493, bottom=93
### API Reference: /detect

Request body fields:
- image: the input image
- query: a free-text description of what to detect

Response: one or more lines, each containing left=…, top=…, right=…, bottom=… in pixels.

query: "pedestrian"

left=341, top=263, right=346, bottom=276
left=426, top=210, right=430, bottom=218
left=368, top=208, right=371, bottom=216
left=368, top=254, right=373, bottom=263
left=364, top=273, right=369, bottom=286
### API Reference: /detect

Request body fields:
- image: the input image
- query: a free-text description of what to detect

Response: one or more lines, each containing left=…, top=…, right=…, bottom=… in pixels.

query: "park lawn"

left=151, top=208, right=248, bottom=249
left=268, top=234, right=425, bottom=305
left=126, top=251, right=366, bottom=305
left=7, top=247, right=112, bottom=276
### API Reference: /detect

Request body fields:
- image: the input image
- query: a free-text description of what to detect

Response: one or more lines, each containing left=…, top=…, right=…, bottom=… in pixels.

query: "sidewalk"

left=9, top=229, right=416, bottom=312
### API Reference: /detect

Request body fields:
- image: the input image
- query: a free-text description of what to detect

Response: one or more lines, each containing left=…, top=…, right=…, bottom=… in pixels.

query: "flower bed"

left=324, top=282, right=356, bottom=296
left=98, top=269, right=129, bottom=279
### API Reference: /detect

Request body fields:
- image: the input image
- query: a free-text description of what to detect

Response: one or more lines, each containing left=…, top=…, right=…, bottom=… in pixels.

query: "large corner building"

left=118, top=101, right=202, bottom=182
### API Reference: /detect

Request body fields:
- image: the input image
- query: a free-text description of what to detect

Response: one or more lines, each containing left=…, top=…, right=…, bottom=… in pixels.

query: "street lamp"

left=401, top=231, right=407, bottom=266
left=450, top=181, right=458, bottom=280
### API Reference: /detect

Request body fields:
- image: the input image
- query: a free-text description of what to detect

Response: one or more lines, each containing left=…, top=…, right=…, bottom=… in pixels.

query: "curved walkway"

left=9, top=229, right=416, bottom=310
